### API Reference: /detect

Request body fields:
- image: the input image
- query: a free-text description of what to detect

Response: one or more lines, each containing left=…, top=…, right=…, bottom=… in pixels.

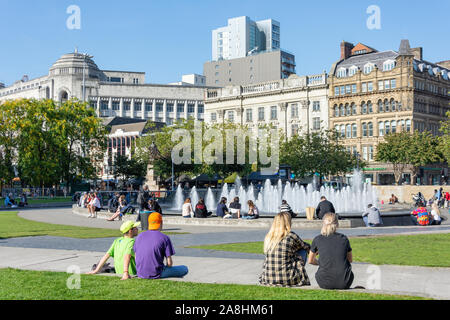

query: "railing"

left=74, top=190, right=174, bottom=208
left=2, top=187, right=68, bottom=198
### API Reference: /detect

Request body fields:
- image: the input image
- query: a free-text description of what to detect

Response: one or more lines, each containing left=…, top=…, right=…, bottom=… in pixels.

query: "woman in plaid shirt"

left=259, top=212, right=311, bottom=287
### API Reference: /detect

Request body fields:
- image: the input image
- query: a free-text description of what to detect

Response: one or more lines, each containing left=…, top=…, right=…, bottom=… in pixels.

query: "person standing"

left=137, top=185, right=150, bottom=212
left=315, top=196, right=336, bottom=220
left=133, top=212, right=188, bottom=279
left=259, top=212, right=311, bottom=287
left=87, top=220, right=140, bottom=280
left=308, top=213, right=354, bottom=290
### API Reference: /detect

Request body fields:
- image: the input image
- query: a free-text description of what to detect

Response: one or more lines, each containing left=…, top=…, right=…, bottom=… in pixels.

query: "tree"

left=440, top=111, right=450, bottom=164
left=280, top=129, right=359, bottom=182
left=112, top=154, right=146, bottom=184
left=376, top=131, right=442, bottom=185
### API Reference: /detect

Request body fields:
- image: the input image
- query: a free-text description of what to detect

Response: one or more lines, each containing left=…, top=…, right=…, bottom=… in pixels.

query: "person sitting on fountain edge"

left=194, top=198, right=212, bottom=218
left=216, top=197, right=229, bottom=218
left=280, top=200, right=297, bottom=218
left=362, top=204, right=383, bottom=227
left=315, top=196, right=335, bottom=220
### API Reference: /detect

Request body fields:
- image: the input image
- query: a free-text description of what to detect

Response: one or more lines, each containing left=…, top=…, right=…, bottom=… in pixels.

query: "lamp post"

left=81, top=53, right=93, bottom=102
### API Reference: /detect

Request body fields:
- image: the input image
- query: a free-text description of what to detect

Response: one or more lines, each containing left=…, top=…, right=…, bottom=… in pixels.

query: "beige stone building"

left=329, top=40, right=450, bottom=185
left=204, top=73, right=328, bottom=138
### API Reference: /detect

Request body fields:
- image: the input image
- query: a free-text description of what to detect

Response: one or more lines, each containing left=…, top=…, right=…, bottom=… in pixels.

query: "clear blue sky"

left=1, top=0, right=449, bottom=86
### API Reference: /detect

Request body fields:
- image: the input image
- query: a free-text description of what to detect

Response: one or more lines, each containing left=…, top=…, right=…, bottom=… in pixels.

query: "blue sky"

left=0, top=0, right=449, bottom=85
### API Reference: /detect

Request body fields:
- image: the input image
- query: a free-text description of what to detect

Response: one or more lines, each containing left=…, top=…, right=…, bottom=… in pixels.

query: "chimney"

left=410, top=47, right=423, bottom=61
left=340, top=41, right=354, bottom=60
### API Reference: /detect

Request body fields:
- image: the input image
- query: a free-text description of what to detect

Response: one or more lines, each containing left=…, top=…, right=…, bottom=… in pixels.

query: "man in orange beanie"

left=133, top=212, right=188, bottom=279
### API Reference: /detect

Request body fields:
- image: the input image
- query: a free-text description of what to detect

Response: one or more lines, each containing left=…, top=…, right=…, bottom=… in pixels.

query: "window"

left=337, top=68, right=347, bottom=78
left=351, top=103, right=357, bottom=115
left=246, top=109, right=253, bottom=122
left=406, top=119, right=411, bottom=132
left=378, top=80, right=384, bottom=91
left=346, top=85, right=351, bottom=94
left=383, top=60, right=396, bottom=71
left=135, top=102, right=141, bottom=111
left=197, top=104, right=204, bottom=114
left=340, top=125, right=345, bottom=138
left=313, top=117, right=321, bottom=130
left=369, top=146, right=374, bottom=161
left=368, top=82, right=373, bottom=92
left=364, top=63, right=374, bottom=74
left=379, top=122, right=384, bottom=136
left=188, top=104, right=195, bottom=113
left=340, top=86, right=345, bottom=95
left=156, top=102, right=163, bottom=112
left=362, top=102, right=367, bottom=114
left=385, top=80, right=390, bottom=90
left=291, top=124, right=299, bottom=136
left=391, top=120, right=397, bottom=133
left=363, top=146, right=368, bottom=161
left=352, top=123, right=357, bottom=138
left=312, top=101, right=320, bottom=111
left=352, top=84, right=357, bottom=94
left=228, top=110, right=234, bottom=122
left=211, top=112, right=217, bottom=122
left=177, top=103, right=185, bottom=113
left=100, top=101, right=108, bottom=110
left=391, top=79, right=396, bottom=89
left=270, top=106, right=277, bottom=120
left=291, top=104, right=299, bottom=118
left=384, top=99, right=390, bottom=112
left=345, top=104, right=351, bottom=116
left=258, top=107, right=265, bottom=121
left=167, top=103, right=174, bottom=113
left=340, top=105, right=345, bottom=116
left=112, top=101, right=120, bottom=111
left=145, top=101, right=152, bottom=112
left=346, top=124, right=351, bottom=138
left=334, top=105, right=339, bottom=117
left=378, top=100, right=383, bottom=112
left=362, top=122, right=367, bottom=137
left=362, top=83, right=367, bottom=93
left=385, top=121, right=390, bottom=135
left=368, top=122, right=373, bottom=137
left=335, top=87, right=340, bottom=96
left=349, top=66, right=358, bottom=76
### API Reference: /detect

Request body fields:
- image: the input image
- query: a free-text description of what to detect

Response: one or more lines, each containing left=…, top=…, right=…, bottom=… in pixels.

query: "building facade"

left=0, top=51, right=209, bottom=124
left=212, top=16, right=280, bottom=61
left=204, top=49, right=296, bottom=87
left=329, top=40, right=450, bottom=184
left=204, top=73, right=328, bottom=138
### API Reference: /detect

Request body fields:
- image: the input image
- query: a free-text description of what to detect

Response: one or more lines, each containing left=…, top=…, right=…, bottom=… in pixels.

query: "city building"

left=205, top=16, right=295, bottom=87
left=169, top=74, right=206, bottom=86
left=204, top=49, right=296, bottom=87
left=204, top=73, right=328, bottom=139
left=212, top=16, right=280, bottom=61
left=101, top=117, right=165, bottom=180
left=329, top=40, right=450, bottom=185
left=0, top=51, right=210, bottom=124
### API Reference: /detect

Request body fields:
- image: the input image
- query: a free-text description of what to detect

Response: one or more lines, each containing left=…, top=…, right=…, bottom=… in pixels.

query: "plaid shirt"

left=259, top=232, right=311, bottom=287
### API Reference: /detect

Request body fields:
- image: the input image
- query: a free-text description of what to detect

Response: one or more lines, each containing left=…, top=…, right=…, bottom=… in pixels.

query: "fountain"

left=170, top=171, right=378, bottom=215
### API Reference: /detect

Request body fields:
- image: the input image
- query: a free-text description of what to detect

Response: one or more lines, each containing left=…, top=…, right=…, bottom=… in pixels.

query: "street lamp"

left=81, top=53, right=94, bottom=102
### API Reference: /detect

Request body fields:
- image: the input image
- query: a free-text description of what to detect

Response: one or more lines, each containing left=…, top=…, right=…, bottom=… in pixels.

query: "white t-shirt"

left=90, top=197, right=101, bottom=208
left=430, top=209, right=441, bottom=222
left=182, top=203, right=193, bottom=217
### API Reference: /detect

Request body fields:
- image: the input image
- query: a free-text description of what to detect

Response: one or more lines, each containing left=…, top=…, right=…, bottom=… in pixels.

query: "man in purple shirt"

left=133, top=212, right=188, bottom=279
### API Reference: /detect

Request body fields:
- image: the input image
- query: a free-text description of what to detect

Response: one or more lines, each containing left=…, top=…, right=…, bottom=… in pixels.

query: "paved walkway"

left=1, top=208, right=450, bottom=299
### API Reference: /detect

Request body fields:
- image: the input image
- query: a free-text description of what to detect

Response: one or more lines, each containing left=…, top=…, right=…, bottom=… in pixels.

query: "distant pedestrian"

left=315, top=196, right=336, bottom=220
left=280, top=200, right=297, bottom=218
left=242, top=200, right=259, bottom=219
left=216, top=197, right=229, bottom=218
left=137, top=185, right=150, bottom=212
left=308, top=213, right=354, bottom=290
left=362, top=204, right=383, bottom=227
left=182, top=198, right=194, bottom=218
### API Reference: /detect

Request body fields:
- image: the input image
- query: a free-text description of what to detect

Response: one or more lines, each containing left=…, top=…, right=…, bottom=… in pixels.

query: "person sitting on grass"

left=87, top=220, right=140, bottom=280
left=411, top=202, right=431, bottom=226
left=308, top=213, right=354, bottom=290
left=133, top=212, right=188, bottom=279
left=259, top=212, right=311, bottom=287
left=4, top=193, right=17, bottom=207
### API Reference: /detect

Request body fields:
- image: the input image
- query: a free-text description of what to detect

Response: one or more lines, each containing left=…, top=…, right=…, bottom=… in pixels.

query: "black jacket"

left=194, top=204, right=209, bottom=218
left=315, top=200, right=335, bottom=219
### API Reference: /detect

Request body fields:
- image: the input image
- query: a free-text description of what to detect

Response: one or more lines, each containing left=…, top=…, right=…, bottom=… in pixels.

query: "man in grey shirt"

left=362, top=204, right=383, bottom=227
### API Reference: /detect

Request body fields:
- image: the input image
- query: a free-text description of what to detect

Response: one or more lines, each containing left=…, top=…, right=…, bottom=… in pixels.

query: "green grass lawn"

left=189, top=233, right=450, bottom=268
left=0, top=268, right=425, bottom=300
left=0, top=212, right=186, bottom=239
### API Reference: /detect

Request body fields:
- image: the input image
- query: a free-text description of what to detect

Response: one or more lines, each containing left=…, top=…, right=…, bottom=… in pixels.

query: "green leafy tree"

left=112, top=154, right=146, bottom=184
left=440, top=111, right=450, bottom=164
left=280, top=129, right=359, bottom=182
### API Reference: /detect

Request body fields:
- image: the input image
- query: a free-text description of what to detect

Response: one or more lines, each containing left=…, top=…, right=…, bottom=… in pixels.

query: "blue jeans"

left=241, top=215, right=257, bottom=219
left=297, top=249, right=308, bottom=264
left=160, top=265, right=189, bottom=278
